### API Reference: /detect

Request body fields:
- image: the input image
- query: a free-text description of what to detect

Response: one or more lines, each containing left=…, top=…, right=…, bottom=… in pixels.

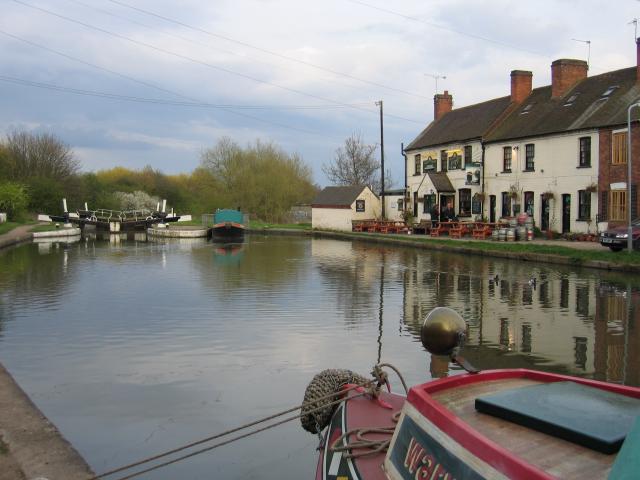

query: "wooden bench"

left=449, top=223, right=470, bottom=239
left=472, top=224, right=492, bottom=240
left=430, top=223, right=445, bottom=237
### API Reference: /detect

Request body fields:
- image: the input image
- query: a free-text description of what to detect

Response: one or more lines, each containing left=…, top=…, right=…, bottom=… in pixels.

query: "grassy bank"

left=0, top=220, right=40, bottom=235
left=402, top=236, right=640, bottom=264
left=249, top=221, right=311, bottom=230
left=0, top=222, right=22, bottom=235
left=251, top=226, right=640, bottom=268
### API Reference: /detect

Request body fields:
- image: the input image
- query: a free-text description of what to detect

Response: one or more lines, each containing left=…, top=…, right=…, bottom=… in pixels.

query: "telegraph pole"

left=376, top=100, right=385, bottom=219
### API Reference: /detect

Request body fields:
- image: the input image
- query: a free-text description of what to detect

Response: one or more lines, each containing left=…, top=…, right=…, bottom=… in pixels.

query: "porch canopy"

left=428, top=172, right=455, bottom=192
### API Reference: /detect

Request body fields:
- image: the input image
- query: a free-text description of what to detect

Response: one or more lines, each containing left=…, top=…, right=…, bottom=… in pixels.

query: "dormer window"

left=564, top=93, right=580, bottom=106
left=521, top=103, right=534, bottom=114
left=601, top=86, right=619, bottom=97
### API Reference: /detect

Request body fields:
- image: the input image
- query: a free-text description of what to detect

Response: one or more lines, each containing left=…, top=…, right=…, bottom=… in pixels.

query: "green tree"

left=4, top=130, right=80, bottom=181
left=25, top=176, right=65, bottom=214
left=0, top=181, right=30, bottom=220
left=201, top=138, right=317, bottom=222
left=0, top=145, right=10, bottom=181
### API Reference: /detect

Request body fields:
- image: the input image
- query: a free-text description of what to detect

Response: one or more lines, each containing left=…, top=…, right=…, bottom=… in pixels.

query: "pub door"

left=541, top=196, right=550, bottom=231
left=562, top=194, right=571, bottom=233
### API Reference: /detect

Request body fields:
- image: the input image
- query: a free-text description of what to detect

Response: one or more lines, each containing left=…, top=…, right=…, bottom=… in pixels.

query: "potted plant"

left=509, top=185, right=519, bottom=200
left=401, top=208, right=414, bottom=227
left=473, top=191, right=486, bottom=202
left=542, top=191, right=555, bottom=201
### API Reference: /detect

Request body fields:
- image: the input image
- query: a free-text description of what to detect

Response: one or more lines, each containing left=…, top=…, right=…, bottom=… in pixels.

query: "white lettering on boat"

left=403, top=436, right=455, bottom=480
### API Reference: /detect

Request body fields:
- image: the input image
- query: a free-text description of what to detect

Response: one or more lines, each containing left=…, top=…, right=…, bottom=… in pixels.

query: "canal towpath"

left=0, top=224, right=35, bottom=250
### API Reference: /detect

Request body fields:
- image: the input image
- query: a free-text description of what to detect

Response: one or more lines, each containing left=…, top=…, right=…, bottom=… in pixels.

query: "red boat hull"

left=316, top=369, right=640, bottom=480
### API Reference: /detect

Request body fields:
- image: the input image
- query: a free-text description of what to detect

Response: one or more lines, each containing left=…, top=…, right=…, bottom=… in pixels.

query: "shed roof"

left=312, top=185, right=370, bottom=207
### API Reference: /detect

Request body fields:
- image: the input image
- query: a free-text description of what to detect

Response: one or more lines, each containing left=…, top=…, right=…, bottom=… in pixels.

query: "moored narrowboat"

left=306, top=308, right=640, bottom=480
left=210, top=209, right=245, bottom=240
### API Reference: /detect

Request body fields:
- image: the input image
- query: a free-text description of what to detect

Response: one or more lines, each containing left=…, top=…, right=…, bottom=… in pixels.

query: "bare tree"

left=323, top=133, right=380, bottom=188
left=4, top=130, right=80, bottom=181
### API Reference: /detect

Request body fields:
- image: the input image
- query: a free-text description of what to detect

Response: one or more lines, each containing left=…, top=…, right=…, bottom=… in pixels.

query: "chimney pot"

left=551, top=59, right=588, bottom=98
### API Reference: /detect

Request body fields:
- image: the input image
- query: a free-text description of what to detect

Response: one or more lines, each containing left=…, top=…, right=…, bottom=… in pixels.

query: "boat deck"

left=431, top=378, right=615, bottom=479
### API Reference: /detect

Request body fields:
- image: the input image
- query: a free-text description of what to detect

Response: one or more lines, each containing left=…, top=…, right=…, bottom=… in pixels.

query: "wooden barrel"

left=516, top=227, right=527, bottom=241
left=506, top=228, right=516, bottom=242
left=499, top=228, right=507, bottom=241
left=492, top=229, right=500, bottom=241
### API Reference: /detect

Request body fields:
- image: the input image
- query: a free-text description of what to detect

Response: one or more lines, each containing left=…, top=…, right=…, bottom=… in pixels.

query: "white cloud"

left=1, top=0, right=638, bottom=184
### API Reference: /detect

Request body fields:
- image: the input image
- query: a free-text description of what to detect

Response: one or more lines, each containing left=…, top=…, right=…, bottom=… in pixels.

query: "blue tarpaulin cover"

left=475, top=381, right=640, bottom=454
left=214, top=209, right=243, bottom=224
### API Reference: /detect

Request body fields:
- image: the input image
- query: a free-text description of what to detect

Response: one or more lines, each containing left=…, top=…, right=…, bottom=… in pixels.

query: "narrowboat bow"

left=209, top=209, right=245, bottom=240
left=304, top=308, right=640, bottom=480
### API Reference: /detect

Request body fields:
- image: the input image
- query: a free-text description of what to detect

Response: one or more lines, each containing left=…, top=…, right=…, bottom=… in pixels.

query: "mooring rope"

left=330, top=410, right=402, bottom=459
left=376, top=362, right=409, bottom=394
left=88, top=378, right=375, bottom=480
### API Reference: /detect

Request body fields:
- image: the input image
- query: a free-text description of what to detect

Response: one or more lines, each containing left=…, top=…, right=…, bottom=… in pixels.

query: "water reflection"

left=212, top=243, right=245, bottom=267
left=394, top=245, right=640, bottom=385
left=1, top=236, right=640, bottom=479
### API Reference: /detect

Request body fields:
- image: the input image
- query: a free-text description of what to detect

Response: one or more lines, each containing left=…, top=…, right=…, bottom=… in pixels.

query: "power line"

left=0, top=74, right=373, bottom=110
left=63, top=0, right=374, bottom=99
left=106, top=0, right=431, bottom=101
left=10, top=0, right=424, bottom=125
left=345, top=0, right=547, bottom=57
left=0, top=30, right=335, bottom=138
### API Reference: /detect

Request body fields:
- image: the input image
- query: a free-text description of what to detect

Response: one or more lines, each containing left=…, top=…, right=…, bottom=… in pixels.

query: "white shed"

left=312, top=185, right=380, bottom=231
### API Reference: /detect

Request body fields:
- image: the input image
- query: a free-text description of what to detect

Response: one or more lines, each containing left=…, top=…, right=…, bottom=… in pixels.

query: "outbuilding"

left=312, top=185, right=380, bottom=231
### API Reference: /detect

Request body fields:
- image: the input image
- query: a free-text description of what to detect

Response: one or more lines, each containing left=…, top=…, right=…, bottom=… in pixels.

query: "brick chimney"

left=510, top=70, right=532, bottom=104
left=551, top=59, right=588, bottom=98
left=434, top=90, right=453, bottom=121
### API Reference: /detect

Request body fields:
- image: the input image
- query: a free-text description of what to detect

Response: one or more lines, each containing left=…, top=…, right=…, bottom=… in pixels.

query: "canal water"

left=0, top=234, right=639, bottom=479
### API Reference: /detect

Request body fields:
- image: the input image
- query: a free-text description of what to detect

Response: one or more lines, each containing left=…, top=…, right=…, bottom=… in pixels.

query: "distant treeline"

left=0, top=131, right=318, bottom=222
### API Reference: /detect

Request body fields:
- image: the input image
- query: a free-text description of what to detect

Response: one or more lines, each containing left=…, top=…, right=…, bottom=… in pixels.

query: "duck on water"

left=302, top=307, right=640, bottom=480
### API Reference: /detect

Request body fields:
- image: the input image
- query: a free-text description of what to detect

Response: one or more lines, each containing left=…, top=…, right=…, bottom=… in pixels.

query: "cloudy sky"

left=1, top=0, right=639, bottom=186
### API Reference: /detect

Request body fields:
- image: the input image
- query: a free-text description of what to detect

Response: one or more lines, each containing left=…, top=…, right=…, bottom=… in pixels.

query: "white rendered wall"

left=406, top=140, right=484, bottom=221
left=484, top=130, right=599, bottom=233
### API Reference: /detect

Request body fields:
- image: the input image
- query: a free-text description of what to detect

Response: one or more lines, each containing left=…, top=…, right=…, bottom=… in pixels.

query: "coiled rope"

left=87, top=376, right=375, bottom=480
left=331, top=411, right=402, bottom=459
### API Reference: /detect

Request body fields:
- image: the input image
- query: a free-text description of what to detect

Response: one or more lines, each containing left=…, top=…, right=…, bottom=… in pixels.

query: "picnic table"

left=352, top=220, right=410, bottom=234
left=449, top=221, right=474, bottom=238
left=470, top=222, right=494, bottom=239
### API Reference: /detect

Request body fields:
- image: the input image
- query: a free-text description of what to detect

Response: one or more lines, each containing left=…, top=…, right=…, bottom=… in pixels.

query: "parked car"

left=599, top=219, right=640, bottom=251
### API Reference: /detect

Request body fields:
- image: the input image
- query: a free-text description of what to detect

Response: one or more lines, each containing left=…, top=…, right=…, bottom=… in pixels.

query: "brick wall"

left=599, top=124, right=640, bottom=225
